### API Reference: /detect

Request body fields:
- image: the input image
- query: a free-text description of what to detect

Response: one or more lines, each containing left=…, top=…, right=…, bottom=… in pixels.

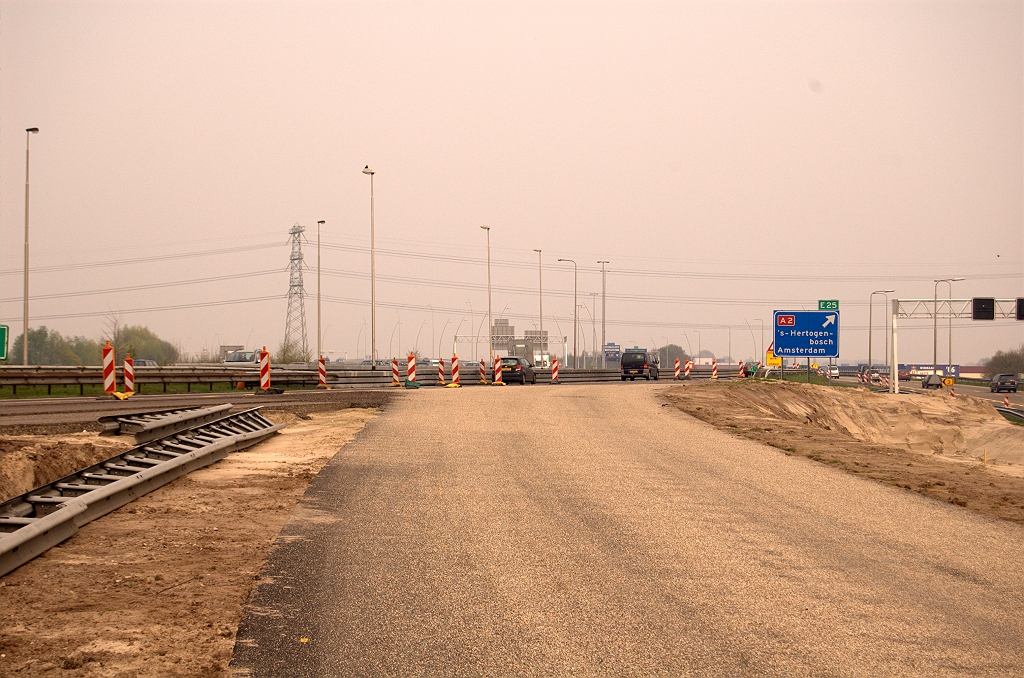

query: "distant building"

left=491, top=319, right=514, bottom=351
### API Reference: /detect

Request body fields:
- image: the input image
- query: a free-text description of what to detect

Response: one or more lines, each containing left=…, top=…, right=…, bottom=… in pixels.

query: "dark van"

left=620, top=349, right=659, bottom=381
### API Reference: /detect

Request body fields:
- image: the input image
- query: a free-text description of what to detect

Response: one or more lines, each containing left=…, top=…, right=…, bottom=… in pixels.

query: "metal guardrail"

left=994, top=406, right=1024, bottom=422
left=0, top=364, right=744, bottom=393
left=0, top=406, right=283, bottom=577
left=98, top=404, right=234, bottom=443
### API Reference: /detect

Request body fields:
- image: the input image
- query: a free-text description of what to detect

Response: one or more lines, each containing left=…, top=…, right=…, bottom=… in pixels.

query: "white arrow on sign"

left=822, top=315, right=836, bottom=328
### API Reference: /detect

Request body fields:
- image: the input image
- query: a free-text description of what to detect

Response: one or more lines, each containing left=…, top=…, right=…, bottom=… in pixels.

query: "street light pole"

left=598, top=260, right=609, bottom=368
left=869, top=289, right=895, bottom=373
left=481, top=226, right=492, bottom=367
left=317, top=220, right=324, bottom=363
left=23, top=127, right=39, bottom=365
left=722, top=326, right=731, bottom=365
left=933, top=278, right=963, bottom=376
left=694, top=330, right=701, bottom=364
left=534, top=248, right=543, bottom=363
left=558, top=258, right=578, bottom=368
left=362, top=166, right=376, bottom=368
left=753, top=319, right=764, bottom=363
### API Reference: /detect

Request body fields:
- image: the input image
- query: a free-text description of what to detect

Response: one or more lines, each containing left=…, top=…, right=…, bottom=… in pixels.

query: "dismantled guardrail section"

left=0, top=406, right=283, bottom=577
left=99, top=404, right=234, bottom=443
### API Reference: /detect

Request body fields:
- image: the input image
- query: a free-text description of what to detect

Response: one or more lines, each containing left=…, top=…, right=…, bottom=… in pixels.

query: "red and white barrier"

left=551, top=356, right=560, bottom=383
left=493, top=356, right=503, bottom=384
left=318, top=356, right=327, bottom=388
left=449, top=354, right=461, bottom=387
left=407, top=354, right=417, bottom=383
left=738, top=360, right=745, bottom=377
left=437, top=358, right=446, bottom=386
left=674, top=358, right=681, bottom=379
left=102, top=341, right=116, bottom=394
left=711, top=359, right=718, bottom=379
left=1005, top=395, right=1010, bottom=407
left=684, top=360, right=692, bottom=378
left=479, top=357, right=488, bottom=383
left=123, top=354, right=135, bottom=393
left=259, top=346, right=271, bottom=390
left=391, top=358, right=401, bottom=386
left=950, top=386, right=955, bottom=398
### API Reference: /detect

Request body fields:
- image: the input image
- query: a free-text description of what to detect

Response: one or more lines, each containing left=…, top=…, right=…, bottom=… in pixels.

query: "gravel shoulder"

left=663, top=380, right=1024, bottom=523
left=0, top=406, right=378, bottom=677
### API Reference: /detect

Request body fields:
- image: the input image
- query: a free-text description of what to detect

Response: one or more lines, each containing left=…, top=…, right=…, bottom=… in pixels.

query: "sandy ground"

left=664, top=380, right=1024, bottom=523
left=0, top=407, right=376, bottom=677
left=1, top=435, right=134, bottom=504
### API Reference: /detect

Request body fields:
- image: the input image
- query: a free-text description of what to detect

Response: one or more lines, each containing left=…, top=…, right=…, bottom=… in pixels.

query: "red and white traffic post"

left=478, top=357, right=488, bottom=384
left=123, top=354, right=135, bottom=393
left=102, top=340, right=116, bottom=395
left=317, top=356, right=327, bottom=388
left=437, top=358, right=446, bottom=386
left=711, top=359, right=718, bottom=379
left=391, top=358, right=401, bottom=386
left=684, top=360, right=692, bottom=378
left=738, top=360, right=745, bottom=378
left=448, top=354, right=461, bottom=387
left=674, top=358, right=681, bottom=379
left=259, top=346, right=271, bottom=391
left=551, top=356, right=560, bottom=383
left=407, top=354, right=417, bottom=384
left=1004, top=395, right=1010, bottom=408
left=493, top=356, right=504, bottom=385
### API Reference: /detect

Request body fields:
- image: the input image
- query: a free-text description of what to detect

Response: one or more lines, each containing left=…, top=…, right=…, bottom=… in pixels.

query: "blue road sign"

left=773, top=310, right=839, bottom=358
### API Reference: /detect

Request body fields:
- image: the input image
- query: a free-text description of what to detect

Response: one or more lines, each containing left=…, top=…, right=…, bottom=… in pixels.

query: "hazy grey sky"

left=1, top=1, right=1021, bottom=364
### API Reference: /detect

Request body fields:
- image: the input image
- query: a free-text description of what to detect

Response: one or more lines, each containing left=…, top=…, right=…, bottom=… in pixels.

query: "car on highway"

left=827, top=365, right=839, bottom=379
left=991, top=374, right=1018, bottom=393
left=620, top=349, right=659, bottom=381
left=921, top=374, right=943, bottom=389
left=225, top=350, right=259, bottom=364
left=134, top=359, right=158, bottom=367
left=500, top=356, right=536, bottom=384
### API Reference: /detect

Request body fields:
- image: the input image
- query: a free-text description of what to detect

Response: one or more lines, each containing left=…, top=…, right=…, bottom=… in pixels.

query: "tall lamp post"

left=598, top=260, right=609, bottom=367
left=317, top=220, right=325, bottom=364
left=534, top=248, right=543, bottom=363
left=753, top=318, right=764, bottom=363
left=694, top=330, right=701, bottom=364
left=23, top=127, right=39, bottom=365
left=481, top=226, right=492, bottom=367
left=933, top=278, right=963, bottom=376
left=558, top=258, right=578, bottom=368
left=868, top=289, right=895, bottom=373
left=362, top=166, right=376, bottom=368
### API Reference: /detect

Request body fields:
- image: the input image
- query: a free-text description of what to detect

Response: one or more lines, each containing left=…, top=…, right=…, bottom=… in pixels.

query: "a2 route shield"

left=773, top=311, right=839, bottom=358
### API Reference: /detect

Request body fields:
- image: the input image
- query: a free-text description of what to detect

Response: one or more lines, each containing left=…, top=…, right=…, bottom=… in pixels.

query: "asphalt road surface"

left=232, top=382, right=1024, bottom=676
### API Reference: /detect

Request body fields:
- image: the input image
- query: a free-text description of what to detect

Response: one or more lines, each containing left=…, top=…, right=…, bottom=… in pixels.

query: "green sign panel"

left=818, top=300, right=839, bottom=311
left=0, top=325, right=7, bottom=361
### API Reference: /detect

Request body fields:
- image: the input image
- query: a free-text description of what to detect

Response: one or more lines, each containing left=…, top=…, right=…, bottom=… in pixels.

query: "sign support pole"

left=891, top=300, right=899, bottom=394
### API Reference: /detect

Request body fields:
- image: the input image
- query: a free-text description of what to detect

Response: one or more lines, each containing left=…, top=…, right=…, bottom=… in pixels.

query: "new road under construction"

left=1, top=374, right=1024, bottom=675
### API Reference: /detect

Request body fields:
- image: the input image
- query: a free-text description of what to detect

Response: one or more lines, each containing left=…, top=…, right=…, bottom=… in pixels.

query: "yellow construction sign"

left=766, top=350, right=782, bottom=367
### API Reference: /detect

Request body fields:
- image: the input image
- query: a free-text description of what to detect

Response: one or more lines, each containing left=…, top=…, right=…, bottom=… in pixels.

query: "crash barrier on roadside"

left=391, top=358, right=401, bottom=386
left=123, top=355, right=135, bottom=393
left=259, top=347, right=271, bottom=390
left=0, top=406, right=284, bottom=578
left=552, top=357, right=560, bottom=383
left=102, top=341, right=116, bottom=394
left=493, top=356, right=504, bottom=385
left=674, top=358, right=681, bottom=379
left=318, top=357, right=327, bottom=387
left=448, top=355, right=461, bottom=387
left=712, top=359, right=718, bottom=379
left=0, top=362, right=745, bottom=395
